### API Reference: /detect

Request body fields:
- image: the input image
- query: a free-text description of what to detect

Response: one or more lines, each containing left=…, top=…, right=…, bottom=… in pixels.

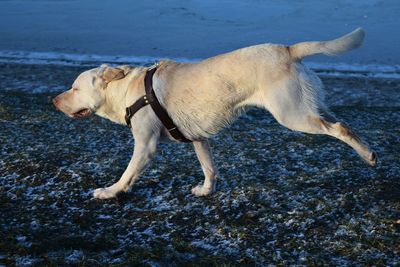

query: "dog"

left=53, top=28, right=376, bottom=199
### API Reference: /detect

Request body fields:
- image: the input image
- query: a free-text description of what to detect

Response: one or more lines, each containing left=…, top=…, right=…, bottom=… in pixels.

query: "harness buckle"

left=144, top=94, right=155, bottom=104
left=147, top=62, right=160, bottom=71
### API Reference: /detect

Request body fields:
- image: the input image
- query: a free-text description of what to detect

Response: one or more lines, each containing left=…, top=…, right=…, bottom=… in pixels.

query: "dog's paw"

left=93, top=187, right=117, bottom=199
left=368, top=151, right=377, bottom=167
left=191, top=185, right=214, bottom=197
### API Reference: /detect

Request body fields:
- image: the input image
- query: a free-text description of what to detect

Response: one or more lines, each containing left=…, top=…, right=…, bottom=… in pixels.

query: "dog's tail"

left=288, top=28, right=365, bottom=61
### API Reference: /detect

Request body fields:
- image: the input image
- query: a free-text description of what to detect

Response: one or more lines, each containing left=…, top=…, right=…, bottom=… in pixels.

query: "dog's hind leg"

left=261, top=65, right=376, bottom=166
left=93, top=131, right=159, bottom=199
left=310, top=113, right=377, bottom=166
left=268, top=107, right=376, bottom=166
left=191, top=140, right=219, bottom=196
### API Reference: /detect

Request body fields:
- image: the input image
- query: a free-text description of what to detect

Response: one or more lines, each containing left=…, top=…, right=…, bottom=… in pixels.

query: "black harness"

left=124, top=64, right=192, bottom=143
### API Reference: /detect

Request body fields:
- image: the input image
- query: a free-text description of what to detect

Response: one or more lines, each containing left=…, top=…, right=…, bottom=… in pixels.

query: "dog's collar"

left=124, top=63, right=192, bottom=143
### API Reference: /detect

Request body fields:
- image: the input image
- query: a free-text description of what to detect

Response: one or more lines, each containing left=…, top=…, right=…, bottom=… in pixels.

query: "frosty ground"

left=0, top=62, right=399, bottom=266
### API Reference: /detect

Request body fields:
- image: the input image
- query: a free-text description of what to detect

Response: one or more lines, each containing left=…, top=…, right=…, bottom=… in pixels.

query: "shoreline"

left=1, top=50, right=400, bottom=80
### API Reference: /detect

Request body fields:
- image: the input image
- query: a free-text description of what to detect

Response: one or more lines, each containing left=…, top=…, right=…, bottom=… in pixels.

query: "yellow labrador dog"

left=53, top=28, right=376, bottom=199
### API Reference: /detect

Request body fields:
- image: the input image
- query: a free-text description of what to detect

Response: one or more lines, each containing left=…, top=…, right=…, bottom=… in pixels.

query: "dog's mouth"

left=71, top=108, right=92, bottom=118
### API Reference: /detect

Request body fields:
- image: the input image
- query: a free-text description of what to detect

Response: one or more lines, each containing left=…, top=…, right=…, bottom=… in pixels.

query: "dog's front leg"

left=191, top=140, right=219, bottom=196
left=93, top=133, right=159, bottom=199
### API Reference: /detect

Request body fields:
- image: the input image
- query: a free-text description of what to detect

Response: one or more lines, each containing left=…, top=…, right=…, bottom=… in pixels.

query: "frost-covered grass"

left=0, top=63, right=399, bottom=266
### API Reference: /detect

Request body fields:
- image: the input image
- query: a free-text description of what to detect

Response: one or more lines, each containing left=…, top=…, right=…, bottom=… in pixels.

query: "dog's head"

left=53, top=64, right=129, bottom=118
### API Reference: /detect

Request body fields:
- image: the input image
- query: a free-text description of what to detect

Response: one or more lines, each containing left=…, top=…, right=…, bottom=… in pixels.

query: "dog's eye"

left=73, top=88, right=79, bottom=92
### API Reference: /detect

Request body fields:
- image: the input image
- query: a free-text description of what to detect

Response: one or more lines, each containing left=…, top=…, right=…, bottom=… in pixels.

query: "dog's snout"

left=52, top=96, right=60, bottom=109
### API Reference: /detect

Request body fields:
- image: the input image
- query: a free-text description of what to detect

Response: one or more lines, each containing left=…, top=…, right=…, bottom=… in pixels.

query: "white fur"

left=53, top=28, right=376, bottom=199
left=289, top=28, right=365, bottom=60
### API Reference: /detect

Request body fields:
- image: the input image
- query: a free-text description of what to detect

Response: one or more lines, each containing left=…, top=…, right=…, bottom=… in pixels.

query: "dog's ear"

left=97, top=64, right=127, bottom=84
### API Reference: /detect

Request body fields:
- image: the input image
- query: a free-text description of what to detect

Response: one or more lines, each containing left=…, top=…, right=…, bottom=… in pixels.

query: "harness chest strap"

left=124, top=65, right=192, bottom=143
